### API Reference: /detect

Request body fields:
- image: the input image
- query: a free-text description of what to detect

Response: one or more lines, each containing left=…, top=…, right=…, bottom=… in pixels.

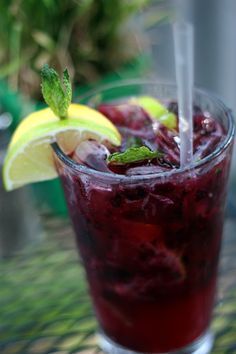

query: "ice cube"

left=72, top=140, right=110, bottom=172
left=126, top=165, right=168, bottom=176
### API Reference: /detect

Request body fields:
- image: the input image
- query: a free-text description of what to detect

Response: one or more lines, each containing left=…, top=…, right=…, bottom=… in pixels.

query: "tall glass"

left=53, top=82, right=235, bottom=354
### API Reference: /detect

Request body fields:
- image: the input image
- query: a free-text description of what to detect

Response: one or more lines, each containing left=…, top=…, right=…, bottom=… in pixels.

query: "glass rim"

left=52, top=79, right=235, bottom=182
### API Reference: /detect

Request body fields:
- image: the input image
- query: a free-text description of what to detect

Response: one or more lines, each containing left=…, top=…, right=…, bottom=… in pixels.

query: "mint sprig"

left=108, top=146, right=161, bottom=165
left=41, top=64, right=72, bottom=119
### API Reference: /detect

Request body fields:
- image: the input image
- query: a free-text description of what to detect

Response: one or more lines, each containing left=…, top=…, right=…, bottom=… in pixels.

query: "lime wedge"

left=130, top=95, right=177, bottom=129
left=3, top=103, right=121, bottom=191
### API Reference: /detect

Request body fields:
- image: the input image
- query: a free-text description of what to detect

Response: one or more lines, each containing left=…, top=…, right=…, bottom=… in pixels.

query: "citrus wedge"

left=130, top=96, right=177, bottom=129
left=3, top=103, right=121, bottom=191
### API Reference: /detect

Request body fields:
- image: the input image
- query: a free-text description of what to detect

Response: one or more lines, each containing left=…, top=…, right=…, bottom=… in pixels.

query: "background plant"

left=0, top=0, right=153, bottom=99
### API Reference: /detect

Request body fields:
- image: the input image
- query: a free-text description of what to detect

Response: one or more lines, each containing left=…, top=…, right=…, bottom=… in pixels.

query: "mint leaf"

left=62, top=68, right=72, bottom=110
left=41, top=64, right=72, bottom=119
left=126, top=136, right=143, bottom=149
left=108, top=146, right=160, bottom=165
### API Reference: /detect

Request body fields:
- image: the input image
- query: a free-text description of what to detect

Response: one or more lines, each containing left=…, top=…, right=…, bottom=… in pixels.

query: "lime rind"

left=3, top=104, right=121, bottom=191
left=3, top=120, right=120, bottom=191
left=11, top=104, right=119, bottom=145
left=7, top=118, right=121, bottom=162
left=133, top=96, right=167, bottom=117
left=131, top=95, right=177, bottom=129
left=3, top=143, right=57, bottom=191
left=159, top=113, right=177, bottom=130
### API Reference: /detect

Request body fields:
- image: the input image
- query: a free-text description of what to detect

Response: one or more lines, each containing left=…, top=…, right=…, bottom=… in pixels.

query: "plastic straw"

left=173, top=22, right=194, bottom=167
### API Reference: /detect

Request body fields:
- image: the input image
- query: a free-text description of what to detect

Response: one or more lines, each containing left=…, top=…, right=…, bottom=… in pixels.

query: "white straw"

left=173, top=22, right=194, bottom=167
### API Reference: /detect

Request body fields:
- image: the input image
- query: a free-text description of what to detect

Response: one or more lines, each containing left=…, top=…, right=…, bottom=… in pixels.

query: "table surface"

left=0, top=215, right=236, bottom=354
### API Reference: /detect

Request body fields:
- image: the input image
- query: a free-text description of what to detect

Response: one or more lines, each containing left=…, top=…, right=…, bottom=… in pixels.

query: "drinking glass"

left=53, top=81, right=235, bottom=354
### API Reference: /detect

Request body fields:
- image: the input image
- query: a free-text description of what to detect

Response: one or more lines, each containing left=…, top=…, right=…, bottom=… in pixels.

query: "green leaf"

left=108, top=146, right=160, bottom=165
left=62, top=68, right=72, bottom=112
left=125, top=136, right=143, bottom=149
left=40, top=64, right=72, bottom=119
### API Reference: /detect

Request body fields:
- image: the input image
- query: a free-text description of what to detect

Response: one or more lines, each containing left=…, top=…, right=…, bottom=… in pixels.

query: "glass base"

left=98, top=330, right=214, bottom=354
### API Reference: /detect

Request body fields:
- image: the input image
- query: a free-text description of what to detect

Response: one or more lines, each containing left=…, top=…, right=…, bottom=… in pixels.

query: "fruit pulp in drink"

left=57, top=100, right=232, bottom=352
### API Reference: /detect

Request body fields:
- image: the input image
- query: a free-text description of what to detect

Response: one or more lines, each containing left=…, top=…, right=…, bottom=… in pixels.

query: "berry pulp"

left=56, top=98, right=233, bottom=352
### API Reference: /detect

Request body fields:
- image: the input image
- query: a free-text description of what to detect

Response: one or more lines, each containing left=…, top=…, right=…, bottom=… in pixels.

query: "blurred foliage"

left=0, top=0, right=151, bottom=99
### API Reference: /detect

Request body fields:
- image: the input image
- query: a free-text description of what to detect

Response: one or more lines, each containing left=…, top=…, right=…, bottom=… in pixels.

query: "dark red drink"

left=54, top=82, right=234, bottom=353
